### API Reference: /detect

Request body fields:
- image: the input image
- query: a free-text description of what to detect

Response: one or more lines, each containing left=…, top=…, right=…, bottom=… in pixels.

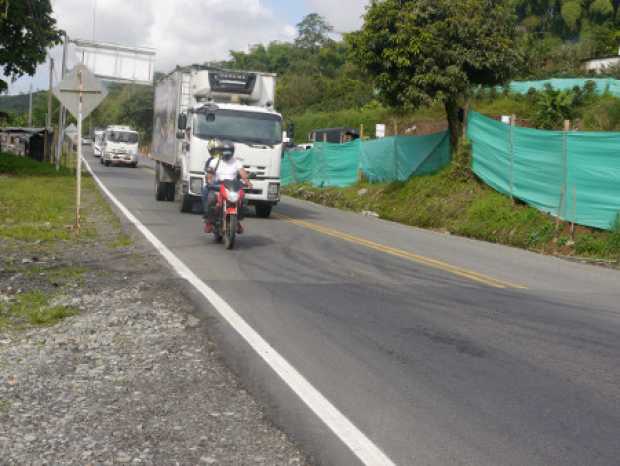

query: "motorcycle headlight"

left=227, top=191, right=239, bottom=203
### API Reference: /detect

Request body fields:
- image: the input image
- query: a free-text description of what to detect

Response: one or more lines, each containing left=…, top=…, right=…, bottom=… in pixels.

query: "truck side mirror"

left=177, top=113, right=187, bottom=130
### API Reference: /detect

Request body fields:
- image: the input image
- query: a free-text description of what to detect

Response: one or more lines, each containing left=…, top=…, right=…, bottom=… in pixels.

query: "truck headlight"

left=268, top=183, right=280, bottom=200
left=190, top=177, right=203, bottom=195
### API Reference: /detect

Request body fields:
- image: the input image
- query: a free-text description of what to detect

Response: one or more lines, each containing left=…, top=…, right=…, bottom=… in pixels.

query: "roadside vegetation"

left=0, top=153, right=133, bottom=331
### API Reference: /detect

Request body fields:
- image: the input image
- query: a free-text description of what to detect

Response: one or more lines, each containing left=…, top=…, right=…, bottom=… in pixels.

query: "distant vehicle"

left=309, top=127, right=359, bottom=144
left=151, top=66, right=282, bottom=217
left=93, top=129, right=105, bottom=157
left=82, top=137, right=92, bottom=145
left=101, top=125, right=139, bottom=168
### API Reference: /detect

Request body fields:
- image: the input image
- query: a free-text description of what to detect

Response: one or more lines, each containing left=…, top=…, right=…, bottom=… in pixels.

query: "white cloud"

left=6, top=0, right=296, bottom=94
left=304, top=0, right=369, bottom=33
left=148, top=0, right=296, bottom=72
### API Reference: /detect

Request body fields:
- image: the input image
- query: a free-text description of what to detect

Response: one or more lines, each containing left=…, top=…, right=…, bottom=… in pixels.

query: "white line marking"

left=83, top=158, right=397, bottom=466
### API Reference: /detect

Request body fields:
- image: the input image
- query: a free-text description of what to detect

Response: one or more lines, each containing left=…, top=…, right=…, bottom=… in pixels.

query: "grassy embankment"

left=285, top=92, right=620, bottom=264
left=284, top=151, right=620, bottom=265
left=0, top=153, right=132, bottom=330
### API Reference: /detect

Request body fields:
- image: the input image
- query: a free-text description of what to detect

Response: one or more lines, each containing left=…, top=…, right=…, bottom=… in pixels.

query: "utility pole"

left=55, top=32, right=68, bottom=170
left=27, top=84, right=33, bottom=127
left=45, top=58, right=54, bottom=161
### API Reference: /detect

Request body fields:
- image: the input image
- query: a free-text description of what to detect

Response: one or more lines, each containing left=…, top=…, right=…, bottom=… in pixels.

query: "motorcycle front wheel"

left=225, top=214, right=237, bottom=250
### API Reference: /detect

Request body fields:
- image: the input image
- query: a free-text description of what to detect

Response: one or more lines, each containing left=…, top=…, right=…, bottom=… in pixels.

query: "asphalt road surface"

left=85, top=150, right=620, bottom=466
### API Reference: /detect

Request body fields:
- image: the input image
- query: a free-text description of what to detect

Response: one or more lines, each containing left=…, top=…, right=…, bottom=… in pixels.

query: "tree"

left=348, top=0, right=521, bottom=149
left=295, top=13, right=334, bottom=51
left=0, top=0, right=62, bottom=93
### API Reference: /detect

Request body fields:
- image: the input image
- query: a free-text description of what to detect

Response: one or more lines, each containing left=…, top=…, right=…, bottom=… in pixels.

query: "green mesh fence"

left=282, top=132, right=451, bottom=188
left=507, top=78, right=620, bottom=97
left=467, top=111, right=620, bottom=230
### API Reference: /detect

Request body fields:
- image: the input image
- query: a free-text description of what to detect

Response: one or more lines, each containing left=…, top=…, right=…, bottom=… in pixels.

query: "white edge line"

left=83, top=158, right=397, bottom=466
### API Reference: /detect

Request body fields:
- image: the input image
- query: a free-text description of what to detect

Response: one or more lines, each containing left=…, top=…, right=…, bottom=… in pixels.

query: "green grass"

left=0, top=153, right=73, bottom=176
left=0, top=291, right=79, bottom=330
left=24, top=265, right=87, bottom=286
left=0, top=152, right=127, bottom=244
left=284, top=169, right=620, bottom=263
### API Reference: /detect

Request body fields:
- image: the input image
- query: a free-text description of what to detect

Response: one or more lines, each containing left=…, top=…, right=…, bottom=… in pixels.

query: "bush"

left=582, top=95, right=620, bottom=131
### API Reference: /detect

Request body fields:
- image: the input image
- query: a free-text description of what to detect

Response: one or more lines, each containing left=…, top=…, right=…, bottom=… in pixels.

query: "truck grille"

left=244, top=165, right=266, bottom=177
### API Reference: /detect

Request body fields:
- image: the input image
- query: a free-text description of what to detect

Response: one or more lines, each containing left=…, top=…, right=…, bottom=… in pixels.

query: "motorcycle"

left=212, top=179, right=245, bottom=249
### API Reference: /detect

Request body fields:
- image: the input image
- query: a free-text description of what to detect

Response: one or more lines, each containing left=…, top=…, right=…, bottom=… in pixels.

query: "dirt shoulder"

left=0, top=154, right=307, bottom=465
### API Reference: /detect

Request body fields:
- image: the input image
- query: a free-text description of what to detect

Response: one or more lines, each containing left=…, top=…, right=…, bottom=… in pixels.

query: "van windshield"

left=193, top=110, right=282, bottom=146
left=107, top=131, right=139, bottom=144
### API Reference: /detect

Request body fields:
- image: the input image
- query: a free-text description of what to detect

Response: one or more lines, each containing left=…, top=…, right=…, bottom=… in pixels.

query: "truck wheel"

left=180, top=194, right=193, bottom=213
left=166, top=182, right=175, bottom=201
left=255, top=203, right=272, bottom=218
left=155, top=177, right=168, bottom=201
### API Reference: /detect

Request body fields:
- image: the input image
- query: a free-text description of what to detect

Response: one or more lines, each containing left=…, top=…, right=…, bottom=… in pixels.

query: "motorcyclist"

left=202, top=139, right=252, bottom=234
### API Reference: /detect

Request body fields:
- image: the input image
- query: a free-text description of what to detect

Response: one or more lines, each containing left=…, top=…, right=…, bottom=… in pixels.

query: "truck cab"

left=179, top=102, right=282, bottom=217
left=101, top=125, right=140, bottom=168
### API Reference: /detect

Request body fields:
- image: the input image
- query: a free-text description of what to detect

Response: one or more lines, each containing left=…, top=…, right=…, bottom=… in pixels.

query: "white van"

left=101, top=125, right=140, bottom=167
left=93, top=129, right=105, bottom=157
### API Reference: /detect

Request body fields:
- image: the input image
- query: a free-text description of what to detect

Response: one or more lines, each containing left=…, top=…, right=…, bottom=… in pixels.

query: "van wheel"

left=255, top=203, right=272, bottom=218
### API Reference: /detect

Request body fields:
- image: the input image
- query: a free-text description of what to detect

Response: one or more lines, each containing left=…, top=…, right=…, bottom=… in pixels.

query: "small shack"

left=0, top=127, right=54, bottom=161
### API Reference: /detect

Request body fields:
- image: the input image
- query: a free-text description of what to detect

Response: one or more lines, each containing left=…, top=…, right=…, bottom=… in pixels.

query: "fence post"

left=509, top=114, right=516, bottom=204
left=556, top=119, right=571, bottom=232
left=571, top=186, right=576, bottom=240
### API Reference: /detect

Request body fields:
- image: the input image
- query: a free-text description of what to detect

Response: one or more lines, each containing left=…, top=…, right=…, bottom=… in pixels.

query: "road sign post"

left=75, top=69, right=83, bottom=234
left=53, top=64, right=107, bottom=235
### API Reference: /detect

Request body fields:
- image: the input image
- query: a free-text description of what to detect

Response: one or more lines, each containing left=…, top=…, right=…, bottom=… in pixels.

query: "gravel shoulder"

left=0, top=170, right=307, bottom=465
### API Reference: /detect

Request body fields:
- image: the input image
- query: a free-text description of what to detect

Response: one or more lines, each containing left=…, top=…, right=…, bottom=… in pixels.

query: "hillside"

left=0, top=92, right=43, bottom=115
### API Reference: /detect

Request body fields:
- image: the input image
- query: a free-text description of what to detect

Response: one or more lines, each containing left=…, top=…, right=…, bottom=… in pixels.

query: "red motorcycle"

left=213, top=179, right=245, bottom=249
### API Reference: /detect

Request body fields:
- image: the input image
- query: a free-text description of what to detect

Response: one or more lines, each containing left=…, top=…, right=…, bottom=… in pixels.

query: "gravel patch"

left=0, top=276, right=306, bottom=465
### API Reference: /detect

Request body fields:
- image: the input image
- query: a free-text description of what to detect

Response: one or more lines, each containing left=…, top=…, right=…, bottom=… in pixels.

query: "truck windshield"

left=107, top=132, right=139, bottom=144
left=193, top=110, right=282, bottom=146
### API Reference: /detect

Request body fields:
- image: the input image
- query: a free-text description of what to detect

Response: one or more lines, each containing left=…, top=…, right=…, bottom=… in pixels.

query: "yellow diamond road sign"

left=53, top=64, right=108, bottom=119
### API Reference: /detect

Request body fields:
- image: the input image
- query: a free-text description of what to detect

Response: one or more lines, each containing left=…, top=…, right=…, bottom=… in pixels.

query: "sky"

left=5, top=0, right=369, bottom=95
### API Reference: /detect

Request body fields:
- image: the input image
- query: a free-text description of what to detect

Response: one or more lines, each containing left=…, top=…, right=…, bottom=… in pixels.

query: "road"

left=85, top=149, right=620, bottom=466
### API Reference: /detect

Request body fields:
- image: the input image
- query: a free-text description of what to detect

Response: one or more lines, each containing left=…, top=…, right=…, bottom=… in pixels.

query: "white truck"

left=151, top=66, right=282, bottom=217
left=101, top=125, right=140, bottom=167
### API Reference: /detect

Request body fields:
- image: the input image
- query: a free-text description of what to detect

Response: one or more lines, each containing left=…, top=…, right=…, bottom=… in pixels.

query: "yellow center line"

left=274, top=213, right=527, bottom=290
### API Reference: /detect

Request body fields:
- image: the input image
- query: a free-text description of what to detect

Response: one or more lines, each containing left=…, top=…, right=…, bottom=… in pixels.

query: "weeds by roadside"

left=0, top=291, right=79, bottom=330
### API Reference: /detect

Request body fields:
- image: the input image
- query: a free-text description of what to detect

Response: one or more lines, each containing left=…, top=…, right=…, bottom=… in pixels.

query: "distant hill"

left=0, top=91, right=46, bottom=114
